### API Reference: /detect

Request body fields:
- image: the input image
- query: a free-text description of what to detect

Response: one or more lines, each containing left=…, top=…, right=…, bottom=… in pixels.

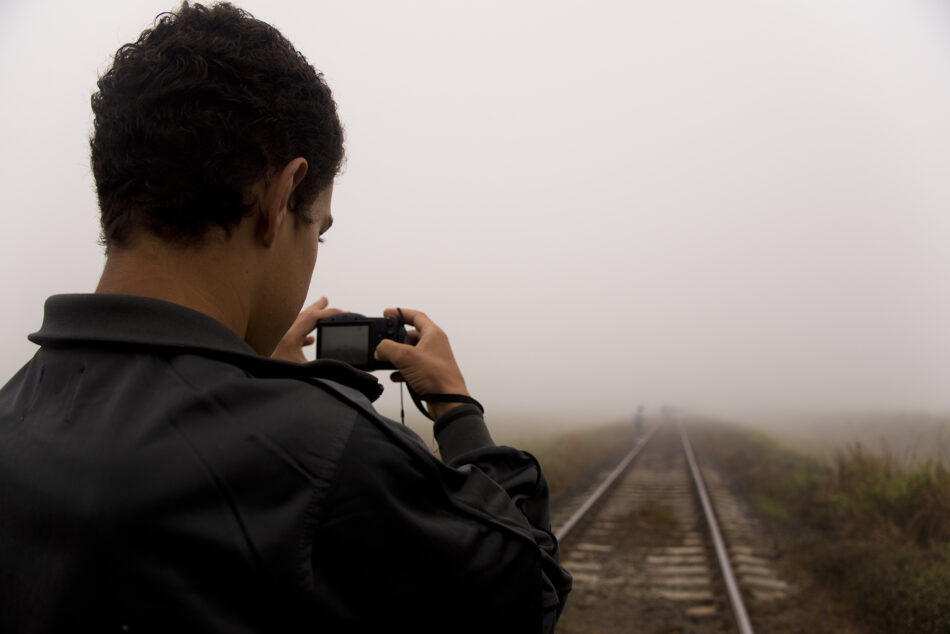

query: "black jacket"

left=0, top=294, right=571, bottom=633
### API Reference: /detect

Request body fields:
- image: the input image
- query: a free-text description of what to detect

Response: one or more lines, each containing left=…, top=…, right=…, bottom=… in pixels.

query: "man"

left=0, top=3, right=571, bottom=632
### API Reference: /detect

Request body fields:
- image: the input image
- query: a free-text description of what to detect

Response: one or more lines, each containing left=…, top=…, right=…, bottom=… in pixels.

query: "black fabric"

left=0, top=294, right=572, bottom=633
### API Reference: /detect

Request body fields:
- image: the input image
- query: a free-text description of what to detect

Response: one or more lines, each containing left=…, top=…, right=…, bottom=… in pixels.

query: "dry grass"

left=519, top=421, right=636, bottom=500
left=693, top=419, right=950, bottom=633
left=813, top=442, right=950, bottom=544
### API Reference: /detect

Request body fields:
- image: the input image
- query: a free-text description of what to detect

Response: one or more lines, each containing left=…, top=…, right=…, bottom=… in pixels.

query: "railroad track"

left=552, top=421, right=792, bottom=633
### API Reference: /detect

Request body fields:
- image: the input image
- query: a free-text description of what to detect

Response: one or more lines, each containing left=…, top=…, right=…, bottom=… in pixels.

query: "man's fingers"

left=383, top=307, right=435, bottom=334
left=383, top=307, right=425, bottom=328
left=288, top=298, right=343, bottom=338
left=307, top=296, right=330, bottom=311
left=295, top=297, right=330, bottom=325
left=375, top=307, right=468, bottom=403
left=272, top=296, right=344, bottom=363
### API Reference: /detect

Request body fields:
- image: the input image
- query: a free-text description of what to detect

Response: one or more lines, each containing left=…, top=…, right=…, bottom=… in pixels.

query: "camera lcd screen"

left=319, top=325, right=370, bottom=366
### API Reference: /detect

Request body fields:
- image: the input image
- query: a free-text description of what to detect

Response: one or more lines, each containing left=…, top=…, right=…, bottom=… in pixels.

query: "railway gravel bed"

left=556, top=427, right=734, bottom=632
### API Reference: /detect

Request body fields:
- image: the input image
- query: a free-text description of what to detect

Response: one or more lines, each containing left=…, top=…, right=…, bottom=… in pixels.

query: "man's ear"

left=258, top=157, right=309, bottom=247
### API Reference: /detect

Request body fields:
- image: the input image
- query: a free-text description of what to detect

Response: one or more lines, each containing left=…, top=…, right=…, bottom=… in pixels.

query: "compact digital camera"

left=315, top=312, right=408, bottom=371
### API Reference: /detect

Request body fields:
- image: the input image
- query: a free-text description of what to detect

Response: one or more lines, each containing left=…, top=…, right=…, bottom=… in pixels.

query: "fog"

left=2, top=0, right=948, bottom=426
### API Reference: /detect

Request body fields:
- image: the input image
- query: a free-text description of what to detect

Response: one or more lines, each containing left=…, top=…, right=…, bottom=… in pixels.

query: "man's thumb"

left=374, top=338, right=396, bottom=362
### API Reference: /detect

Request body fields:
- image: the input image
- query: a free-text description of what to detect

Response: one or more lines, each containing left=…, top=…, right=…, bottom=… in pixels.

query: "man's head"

left=90, top=1, right=344, bottom=250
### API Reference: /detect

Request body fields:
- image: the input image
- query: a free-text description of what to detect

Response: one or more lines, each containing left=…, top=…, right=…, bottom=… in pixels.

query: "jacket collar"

left=29, top=294, right=384, bottom=402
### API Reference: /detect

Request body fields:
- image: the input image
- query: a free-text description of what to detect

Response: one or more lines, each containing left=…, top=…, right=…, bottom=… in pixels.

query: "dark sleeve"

left=309, top=406, right=572, bottom=633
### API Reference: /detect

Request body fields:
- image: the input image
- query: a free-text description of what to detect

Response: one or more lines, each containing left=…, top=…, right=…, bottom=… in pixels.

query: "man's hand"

left=374, top=308, right=470, bottom=419
left=271, top=297, right=343, bottom=363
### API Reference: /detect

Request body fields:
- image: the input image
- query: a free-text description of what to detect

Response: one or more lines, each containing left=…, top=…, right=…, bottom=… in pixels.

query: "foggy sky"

left=1, top=0, right=948, bottom=425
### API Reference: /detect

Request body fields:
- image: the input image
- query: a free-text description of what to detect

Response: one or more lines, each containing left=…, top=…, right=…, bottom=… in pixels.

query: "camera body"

left=315, top=312, right=408, bottom=371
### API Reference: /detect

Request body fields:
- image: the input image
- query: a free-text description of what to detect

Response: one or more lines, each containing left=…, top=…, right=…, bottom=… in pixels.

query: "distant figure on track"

left=636, top=405, right=645, bottom=438
left=0, top=3, right=571, bottom=632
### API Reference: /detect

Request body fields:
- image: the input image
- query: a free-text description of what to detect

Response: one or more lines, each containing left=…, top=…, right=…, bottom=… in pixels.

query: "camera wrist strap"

left=405, top=384, right=484, bottom=422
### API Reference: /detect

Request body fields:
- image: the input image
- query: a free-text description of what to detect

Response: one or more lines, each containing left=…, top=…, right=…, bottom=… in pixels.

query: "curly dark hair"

left=90, top=2, right=344, bottom=248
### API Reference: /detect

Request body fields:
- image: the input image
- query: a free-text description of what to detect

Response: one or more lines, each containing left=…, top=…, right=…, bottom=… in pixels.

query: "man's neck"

left=96, top=234, right=253, bottom=343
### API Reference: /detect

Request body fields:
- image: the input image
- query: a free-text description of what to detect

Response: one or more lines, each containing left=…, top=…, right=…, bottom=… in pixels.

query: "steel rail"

left=554, top=423, right=660, bottom=542
left=679, top=422, right=755, bottom=634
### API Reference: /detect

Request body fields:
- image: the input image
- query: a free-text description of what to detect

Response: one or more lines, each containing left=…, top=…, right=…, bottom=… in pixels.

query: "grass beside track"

left=506, top=421, right=637, bottom=502
left=692, top=420, right=950, bottom=633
